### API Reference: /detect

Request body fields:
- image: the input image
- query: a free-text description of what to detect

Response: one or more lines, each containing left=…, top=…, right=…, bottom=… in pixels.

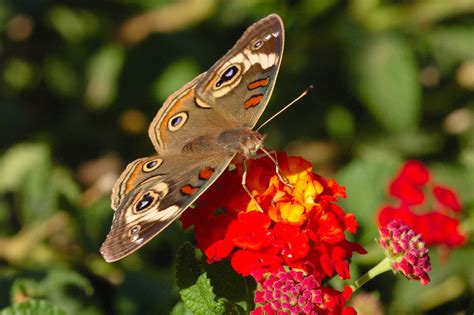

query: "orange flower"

left=249, top=156, right=325, bottom=225
left=180, top=152, right=366, bottom=280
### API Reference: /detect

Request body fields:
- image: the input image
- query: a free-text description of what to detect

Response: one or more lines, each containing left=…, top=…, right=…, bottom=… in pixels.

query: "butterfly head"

left=239, top=129, right=265, bottom=158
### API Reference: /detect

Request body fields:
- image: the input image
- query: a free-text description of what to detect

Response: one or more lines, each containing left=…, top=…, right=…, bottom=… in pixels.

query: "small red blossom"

left=433, top=185, right=462, bottom=212
left=181, top=153, right=366, bottom=285
left=377, top=160, right=466, bottom=248
left=396, top=160, right=430, bottom=185
left=231, top=247, right=282, bottom=276
left=228, top=211, right=273, bottom=250
left=389, top=161, right=430, bottom=206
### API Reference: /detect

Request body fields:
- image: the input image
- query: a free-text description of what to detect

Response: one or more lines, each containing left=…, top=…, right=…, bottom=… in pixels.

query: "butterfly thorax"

left=217, top=128, right=265, bottom=159
left=180, top=127, right=264, bottom=159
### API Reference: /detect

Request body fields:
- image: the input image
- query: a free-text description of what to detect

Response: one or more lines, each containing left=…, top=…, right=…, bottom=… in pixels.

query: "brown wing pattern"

left=147, top=74, right=233, bottom=154
left=195, top=14, right=284, bottom=128
left=101, top=152, right=234, bottom=262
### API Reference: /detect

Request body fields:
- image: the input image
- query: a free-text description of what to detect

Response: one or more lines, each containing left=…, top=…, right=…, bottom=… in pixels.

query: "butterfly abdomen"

left=182, top=135, right=218, bottom=153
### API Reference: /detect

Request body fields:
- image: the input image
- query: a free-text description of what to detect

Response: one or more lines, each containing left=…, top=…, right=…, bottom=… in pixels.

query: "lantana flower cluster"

left=181, top=153, right=366, bottom=313
left=377, top=161, right=466, bottom=248
left=253, top=268, right=355, bottom=315
left=349, top=218, right=433, bottom=296
left=378, top=219, right=431, bottom=285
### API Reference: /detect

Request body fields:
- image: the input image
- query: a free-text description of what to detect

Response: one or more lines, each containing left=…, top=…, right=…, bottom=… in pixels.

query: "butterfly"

left=100, top=14, right=284, bottom=262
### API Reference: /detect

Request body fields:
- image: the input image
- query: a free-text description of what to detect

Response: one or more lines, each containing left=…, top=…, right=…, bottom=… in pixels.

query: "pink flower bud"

left=378, top=219, right=432, bottom=285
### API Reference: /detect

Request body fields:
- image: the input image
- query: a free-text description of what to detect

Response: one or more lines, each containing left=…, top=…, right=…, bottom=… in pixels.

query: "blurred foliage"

left=0, top=0, right=473, bottom=314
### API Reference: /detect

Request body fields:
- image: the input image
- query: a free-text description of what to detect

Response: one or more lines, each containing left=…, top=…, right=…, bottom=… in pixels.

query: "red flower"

left=274, top=223, right=310, bottom=263
left=416, top=212, right=466, bottom=247
left=389, top=161, right=429, bottom=206
left=433, top=185, right=462, bottom=212
left=181, top=153, right=366, bottom=284
left=231, top=247, right=282, bottom=276
left=228, top=211, right=274, bottom=250
left=377, top=160, right=466, bottom=248
left=396, top=160, right=430, bottom=185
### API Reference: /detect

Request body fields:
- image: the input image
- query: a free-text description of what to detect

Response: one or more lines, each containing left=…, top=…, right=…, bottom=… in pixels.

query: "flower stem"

left=350, top=257, right=392, bottom=292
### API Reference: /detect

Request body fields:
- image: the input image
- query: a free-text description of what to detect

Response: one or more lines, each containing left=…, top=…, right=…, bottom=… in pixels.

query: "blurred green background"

left=0, top=0, right=473, bottom=314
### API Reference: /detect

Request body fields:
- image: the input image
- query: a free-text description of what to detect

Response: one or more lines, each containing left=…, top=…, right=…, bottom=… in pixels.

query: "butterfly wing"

left=101, top=152, right=234, bottom=262
left=194, top=13, right=284, bottom=128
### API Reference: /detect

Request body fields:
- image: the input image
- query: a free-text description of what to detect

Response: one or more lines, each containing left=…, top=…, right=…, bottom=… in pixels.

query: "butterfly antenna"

left=256, top=85, right=313, bottom=132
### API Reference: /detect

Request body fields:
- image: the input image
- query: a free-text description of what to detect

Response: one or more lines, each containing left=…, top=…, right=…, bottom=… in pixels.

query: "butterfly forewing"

left=195, top=14, right=284, bottom=128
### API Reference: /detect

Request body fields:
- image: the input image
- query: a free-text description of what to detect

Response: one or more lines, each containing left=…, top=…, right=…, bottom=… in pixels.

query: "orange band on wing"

left=125, top=160, right=146, bottom=194
left=247, top=78, right=269, bottom=90
left=180, top=184, right=199, bottom=196
left=244, top=94, right=263, bottom=109
left=159, top=89, right=194, bottom=132
left=199, top=167, right=215, bottom=180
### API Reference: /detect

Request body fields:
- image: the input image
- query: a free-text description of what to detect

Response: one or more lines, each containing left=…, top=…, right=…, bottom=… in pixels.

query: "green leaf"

left=20, top=160, right=58, bottom=224
left=10, top=279, right=41, bottom=304
left=40, top=269, right=94, bottom=297
left=151, top=58, right=199, bottom=102
left=3, top=59, right=35, bottom=91
left=0, top=143, right=78, bottom=225
left=222, top=301, right=246, bottom=315
left=366, top=130, right=443, bottom=157
left=114, top=270, right=176, bottom=315
left=300, top=0, right=338, bottom=18
left=336, top=153, right=401, bottom=244
left=427, top=25, right=474, bottom=70
left=43, top=57, right=80, bottom=98
left=204, top=260, right=255, bottom=307
left=49, top=166, right=81, bottom=204
left=0, top=2, right=11, bottom=34
left=0, top=198, right=10, bottom=230
left=85, top=43, right=125, bottom=109
left=47, top=5, right=98, bottom=42
left=170, top=302, right=193, bottom=315
left=324, top=105, right=355, bottom=141
left=1, top=300, right=66, bottom=315
left=176, top=242, right=204, bottom=289
left=348, top=34, right=421, bottom=133
left=176, top=243, right=225, bottom=315
left=0, top=143, right=50, bottom=193
left=9, top=269, right=94, bottom=314
left=179, top=274, right=225, bottom=315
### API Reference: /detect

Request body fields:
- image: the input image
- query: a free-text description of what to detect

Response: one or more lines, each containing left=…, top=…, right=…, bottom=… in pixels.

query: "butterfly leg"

left=241, top=158, right=264, bottom=212
left=260, top=148, right=293, bottom=188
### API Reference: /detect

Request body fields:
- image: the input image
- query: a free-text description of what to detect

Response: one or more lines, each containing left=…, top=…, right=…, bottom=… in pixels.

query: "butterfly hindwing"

left=101, top=153, right=234, bottom=262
